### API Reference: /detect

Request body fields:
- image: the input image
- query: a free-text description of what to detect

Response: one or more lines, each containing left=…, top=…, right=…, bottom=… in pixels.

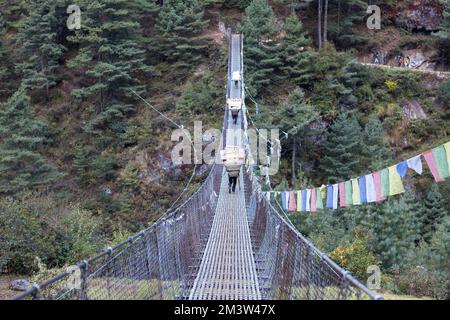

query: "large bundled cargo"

left=220, top=146, right=245, bottom=177
left=227, top=98, right=242, bottom=114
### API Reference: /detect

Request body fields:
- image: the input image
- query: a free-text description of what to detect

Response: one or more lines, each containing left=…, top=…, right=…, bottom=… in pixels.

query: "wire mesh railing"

left=12, top=29, right=381, bottom=301
left=242, top=169, right=382, bottom=300
left=13, top=163, right=223, bottom=300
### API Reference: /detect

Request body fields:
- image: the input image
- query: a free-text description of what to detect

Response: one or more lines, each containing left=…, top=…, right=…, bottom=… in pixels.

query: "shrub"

left=0, top=196, right=101, bottom=275
left=329, top=233, right=380, bottom=282
left=384, top=79, right=398, bottom=92
left=437, top=80, right=450, bottom=106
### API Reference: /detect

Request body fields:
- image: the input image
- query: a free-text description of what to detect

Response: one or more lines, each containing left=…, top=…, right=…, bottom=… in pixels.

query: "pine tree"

left=314, top=0, right=368, bottom=48
left=239, top=0, right=281, bottom=95
left=279, top=12, right=312, bottom=84
left=73, top=143, right=92, bottom=186
left=176, top=70, right=221, bottom=115
left=15, top=0, right=66, bottom=97
left=0, top=89, right=61, bottom=193
left=362, top=115, right=392, bottom=172
left=0, top=13, right=13, bottom=97
left=421, top=183, right=447, bottom=242
left=320, top=112, right=363, bottom=183
left=156, top=0, right=209, bottom=68
left=372, top=197, right=418, bottom=270
left=68, top=0, right=151, bottom=145
left=434, top=0, right=450, bottom=64
left=274, top=87, right=318, bottom=184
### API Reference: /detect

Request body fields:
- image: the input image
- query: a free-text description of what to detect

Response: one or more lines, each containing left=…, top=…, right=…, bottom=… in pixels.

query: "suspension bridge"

left=13, top=31, right=382, bottom=301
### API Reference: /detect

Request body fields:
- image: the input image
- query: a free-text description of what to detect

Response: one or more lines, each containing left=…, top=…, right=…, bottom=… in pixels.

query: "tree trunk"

left=318, top=0, right=322, bottom=48
left=291, top=138, right=296, bottom=185
left=323, top=0, right=329, bottom=44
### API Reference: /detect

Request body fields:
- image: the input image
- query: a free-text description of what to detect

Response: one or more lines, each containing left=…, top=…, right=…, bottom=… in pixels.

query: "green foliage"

left=420, top=183, right=447, bottom=242
left=0, top=13, right=14, bottom=97
left=92, top=155, right=120, bottom=182
left=68, top=0, right=151, bottom=145
left=434, top=0, right=450, bottom=63
left=320, top=112, right=363, bottom=183
left=222, top=0, right=251, bottom=9
left=437, top=80, right=450, bottom=106
left=239, top=0, right=281, bottom=95
left=0, top=89, right=61, bottom=193
left=329, top=231, right=380, bottom=282
left=302, top=44, right=354, bottom=114
left=362, top=115, right=391, bottom=171
left=371, top=197, right=419, bottom=271
left=156, top=0, right=210, bottom=68
left=176, top=70, right=222, bottom=115
left=15, top=0, right=66, bottom=96
left=273, top=87, right=319, bottom=184
left=279, top=13, right=311, bottom=84
left=0, top=196, right=100, bottom=274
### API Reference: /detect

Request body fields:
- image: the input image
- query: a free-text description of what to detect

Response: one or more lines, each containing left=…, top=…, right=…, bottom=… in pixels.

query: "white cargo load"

left=232, top=71, right=241, bottom=81
left=227, top=98, right=242, bottom=112
left=220, top=146, right=245, bottom=175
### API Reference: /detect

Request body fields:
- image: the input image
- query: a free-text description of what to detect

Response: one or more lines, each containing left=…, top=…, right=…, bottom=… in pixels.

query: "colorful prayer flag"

left=332, top=184, right=339, bottom=209
left=432, top=146, right=450, bottom=180
left=359, top=176, right=367, bottom=204
left=372, top=171, right=385, bottom=202
left=352, top=178, right=361, bottom=205
left=396, top=161, right=408, bottom=178
left=423, top=150, right=443, bottom=182
left=306, top=189, right=311, bottom=212
left=407, top=155, right=423, bottom=175
left=326, top=185, right=333, bottom=209
left=380, top=168, right=390, bottom=197
left=345, top=180, right=352, bottom=206
left=311, top=188, right=317, bottom=212
left=444, top=142, right=450, bottom=170
left=388, top=165, right=405, bottom=195
left=301, top=190, right=307, bottom=211
left=296, top=191, right=302, bottom=212
left=365, top=173, right=376, bottom=203
left=316, top=188, right=324, bottom=210
left=288, top=191, right=296, bottom=211
left=281, top=191, right=288, bottom=210
left=339, top=182, right=346, bottom=208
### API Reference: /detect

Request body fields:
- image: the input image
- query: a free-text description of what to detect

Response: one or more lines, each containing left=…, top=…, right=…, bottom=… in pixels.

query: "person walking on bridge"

left=228, top=169, right=239, bottom=193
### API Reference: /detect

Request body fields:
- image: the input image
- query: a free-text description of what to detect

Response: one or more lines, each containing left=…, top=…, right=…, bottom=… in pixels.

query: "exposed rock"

left=395, top=0, right=444, bottom=31
left=101, top=186, right=113, bottom=196
left=10, top=279, right=30, bottom=292
left=402, top=100, right=427, bottom=120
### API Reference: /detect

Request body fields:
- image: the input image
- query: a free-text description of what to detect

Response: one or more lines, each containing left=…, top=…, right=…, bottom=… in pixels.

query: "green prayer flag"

left=345, top=180, right=352, bottom=206
left=316, top=188, right=323, bottom=210
left=381, top=168, right=390, bottom=197
left=432, top=146, right=450, bottom=179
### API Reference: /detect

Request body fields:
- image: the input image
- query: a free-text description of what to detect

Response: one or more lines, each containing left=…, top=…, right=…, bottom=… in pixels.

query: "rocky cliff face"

left=392, top=0, right=444, bottom=31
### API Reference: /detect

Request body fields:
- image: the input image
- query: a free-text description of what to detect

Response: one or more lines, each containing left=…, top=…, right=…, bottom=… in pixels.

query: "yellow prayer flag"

left=444, top=142, right=450, bottom=171
left=388, top=165, right=405, bottom=196
left=351, top=178, right=361, bottom=205
left=296, top=191, right=302, bottom=212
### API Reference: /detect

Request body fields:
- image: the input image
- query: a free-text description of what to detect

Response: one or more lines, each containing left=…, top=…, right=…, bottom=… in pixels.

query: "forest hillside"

left=0, top=0, right=449, bottom=299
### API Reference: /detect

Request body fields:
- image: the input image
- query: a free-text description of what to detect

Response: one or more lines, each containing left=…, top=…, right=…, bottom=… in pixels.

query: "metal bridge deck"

left=188, top=166, right=261, bottom=300
left=189, top=34, right=261, bottom=299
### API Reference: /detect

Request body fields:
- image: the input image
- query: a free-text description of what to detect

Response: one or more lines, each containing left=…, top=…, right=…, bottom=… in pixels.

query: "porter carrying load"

left=220, top=146, right=245, bottom=193
left=227, top=97, right=242, bottom=125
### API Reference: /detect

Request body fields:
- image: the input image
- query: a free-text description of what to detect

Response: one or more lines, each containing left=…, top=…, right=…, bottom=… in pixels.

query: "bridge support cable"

left=13, top=29, right=381, bottom=301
